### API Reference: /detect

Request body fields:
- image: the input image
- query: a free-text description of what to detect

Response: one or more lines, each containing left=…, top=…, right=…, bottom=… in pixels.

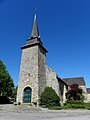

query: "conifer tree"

left=40, top=87, right=60, bottom=107
left=0, top=60, right=14, bottom=97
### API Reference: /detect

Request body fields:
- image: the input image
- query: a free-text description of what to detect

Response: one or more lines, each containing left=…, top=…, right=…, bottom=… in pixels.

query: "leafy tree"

left=66, top=84, right=84, bottom=101
left=40, top=87, right=60, bottom=107
left=13, top=85, right=18, bottom=101
left=0, top=60, right=14, bottom=98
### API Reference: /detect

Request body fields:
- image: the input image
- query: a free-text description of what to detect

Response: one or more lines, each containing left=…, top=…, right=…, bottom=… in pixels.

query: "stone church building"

left=17, top=15, right=90, bottom=104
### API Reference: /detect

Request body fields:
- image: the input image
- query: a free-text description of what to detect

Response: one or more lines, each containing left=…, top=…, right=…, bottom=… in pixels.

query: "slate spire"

left=30, top=14, right=39, bottom=39
left=21, top=14, right=48, bottom=53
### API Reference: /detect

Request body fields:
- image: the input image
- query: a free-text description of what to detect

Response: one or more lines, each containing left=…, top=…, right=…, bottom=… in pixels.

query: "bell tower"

left=17, top=15, right=47, bottom=104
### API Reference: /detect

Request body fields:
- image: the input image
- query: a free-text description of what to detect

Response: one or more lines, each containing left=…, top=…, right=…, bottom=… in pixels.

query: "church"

left=17, top=15, right=90, bottom=105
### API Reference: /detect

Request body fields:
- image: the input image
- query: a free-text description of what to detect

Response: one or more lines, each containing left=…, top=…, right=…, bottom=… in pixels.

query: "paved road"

left=0, top=105, right=90, bottom=120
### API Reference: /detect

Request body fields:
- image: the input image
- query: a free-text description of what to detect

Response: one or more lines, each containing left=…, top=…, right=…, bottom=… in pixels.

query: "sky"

left=0, top=0, right=90, bottom=87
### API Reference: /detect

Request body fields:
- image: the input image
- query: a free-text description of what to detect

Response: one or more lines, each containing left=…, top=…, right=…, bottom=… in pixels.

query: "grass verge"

left=47, top=103, right=90, bottom=110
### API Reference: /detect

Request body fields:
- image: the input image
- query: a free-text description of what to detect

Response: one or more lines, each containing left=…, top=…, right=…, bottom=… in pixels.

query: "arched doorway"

left=23, top=87, right=32, bottom=103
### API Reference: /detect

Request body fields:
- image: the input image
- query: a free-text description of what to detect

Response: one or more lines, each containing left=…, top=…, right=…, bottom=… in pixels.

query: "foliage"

left=39, top=87, right=60, bottom=107
left=63, top=101, right=85, bottom=109
left=13, top=86, right=18, bottom=101
left=48, top=102, right=90, bottom=110
left=48, top=106, right=62, bottom=110
left=0, top=96, right=11, bottom=104
left=0, top=60, right=14, bottom=98
left=63, top=102, right=90, bottom=109
left=66, top=84, right=85, bottom=102
left=84, top=103, right=90, bottom=110
left=63, top=103, right=85, bottom=109
left=65, top=100, right=84, bottom=104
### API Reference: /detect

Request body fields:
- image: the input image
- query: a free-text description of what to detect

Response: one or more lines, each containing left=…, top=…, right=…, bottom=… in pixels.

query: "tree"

left=66, top=84, right=84, bottom=101
left=0, top=60, right=14, bottom=98
left=13, top=85, right=18, bottom=101
left=40, top=87, right=60, bottom=107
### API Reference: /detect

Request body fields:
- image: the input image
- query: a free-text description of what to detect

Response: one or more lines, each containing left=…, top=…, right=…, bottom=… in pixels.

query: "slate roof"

left=30, top=14, right=39, bottom=39
left=62, top=77, right=85, bottom=86
left=87, top=88, right=90, bottom=94
left=21, top=14, right=48, bottom=53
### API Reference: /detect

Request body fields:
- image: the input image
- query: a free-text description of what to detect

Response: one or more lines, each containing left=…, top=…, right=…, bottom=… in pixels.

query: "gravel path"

left=0, top=105, right=90, bottom=120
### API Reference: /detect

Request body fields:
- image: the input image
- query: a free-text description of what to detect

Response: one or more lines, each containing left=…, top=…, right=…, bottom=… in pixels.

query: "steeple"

left=21, top=14, right=47, bottom=53
left=30, top=14, right=39, bottom=39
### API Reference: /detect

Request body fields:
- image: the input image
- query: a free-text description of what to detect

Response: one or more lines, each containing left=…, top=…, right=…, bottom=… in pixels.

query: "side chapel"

left=17, top=15, right=89, bottom=105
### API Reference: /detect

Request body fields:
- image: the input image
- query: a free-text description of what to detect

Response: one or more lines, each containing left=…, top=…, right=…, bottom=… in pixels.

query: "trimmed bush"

left=48, top=102, right=90, bottom=110
left=48, top=106, right=62, bottom=110
left=71, top=104, right=85, bottom=109
left=40, top=87, right=60, bottom=107
left=63, top=102, right=87, bottom=109
left=84, top=103, right=90, bottom=110
left=66, top=100, right=84, bottom=104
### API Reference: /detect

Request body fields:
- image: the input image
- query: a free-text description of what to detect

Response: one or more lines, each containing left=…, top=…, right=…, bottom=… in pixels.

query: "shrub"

left=62, top=104, right=72, bottom=109
left=66, top=100, right=84, bottom=104
left=39, top=87, right=60, bottom=107
left=48, top=106, right=62, bottom=110
left=66, top=84, right=85, bottom=102
left=63, top=103, right=85, bottom=109
left=0, top=96, right=11, bottom=104
left=71, top=104, right=85, bottom=109
left=84, top=103, right=90, bottom=110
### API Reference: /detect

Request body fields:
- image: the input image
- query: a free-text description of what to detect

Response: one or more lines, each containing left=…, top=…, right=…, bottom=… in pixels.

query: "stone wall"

left=58, top=80, right=67, bottom=103
left=87, top=94, right=90, bottom=102
left=63, top=85, right=68, bottom=103
left=17, top=46, right=39, bottom=103
left=79, top=85, right=87, bottom=102
left=38, top=46, right=46, bottom=97
left=45, top=65, right=59, bottom=96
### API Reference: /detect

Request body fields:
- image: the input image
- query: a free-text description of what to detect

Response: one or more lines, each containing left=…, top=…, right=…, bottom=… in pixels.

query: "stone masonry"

left=17, top=46, right=39, bottom=103
left=17, top=15, right=47, bottom=104
left=17, top=15, right=90, bottom=104
left=45, top=65, right=59, bottom=96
